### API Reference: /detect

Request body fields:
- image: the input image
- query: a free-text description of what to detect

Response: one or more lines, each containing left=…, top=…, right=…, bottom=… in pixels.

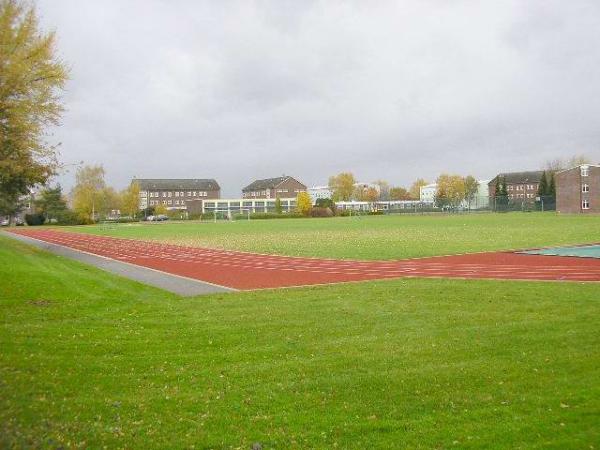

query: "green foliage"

left=24, top=212, right=44, bottom=225
left=548, top=172, right=556, bottom=197
left=537, top=171, right=548, bottom=197
left=0, top=236, right=598, bottom=448
left=274, top=196, right=283, bottom=214
left=35, top=184, right=67, bottom=221
left=0, top=0, right=69, bottom=215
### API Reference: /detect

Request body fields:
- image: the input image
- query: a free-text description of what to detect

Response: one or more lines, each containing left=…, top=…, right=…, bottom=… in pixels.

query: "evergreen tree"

left=537, top=171, right=548, bottom=197
left=274, top=196, right=283, bottom=214
left=35, top=184, right=67, bottom=222
left=548, top=172, right=556, bottom=198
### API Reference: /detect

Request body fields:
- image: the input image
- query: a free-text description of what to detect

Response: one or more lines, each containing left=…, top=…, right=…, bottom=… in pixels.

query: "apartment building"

left=135, top=178, right=220, bottom=211
left=556, top=164, right=599, bottom=213
left=242, top=176, right=306, bottom=199
left=488, top=171, right=544, bottom=202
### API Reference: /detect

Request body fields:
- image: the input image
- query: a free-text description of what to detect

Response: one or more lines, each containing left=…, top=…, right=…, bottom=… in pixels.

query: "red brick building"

left=242, top=176, right=306, bottom=199
left=488, top=171, right=544, bottom=203
left=556, top=164, right=599, bottom=213
left=135, top=178, right=220, bottom=212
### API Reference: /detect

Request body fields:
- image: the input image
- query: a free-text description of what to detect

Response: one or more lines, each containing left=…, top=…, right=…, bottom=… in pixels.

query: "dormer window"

left=581, top=165, right=589, bottom=177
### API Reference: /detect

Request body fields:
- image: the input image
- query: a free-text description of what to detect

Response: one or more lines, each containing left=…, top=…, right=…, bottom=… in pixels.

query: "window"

left=162, top=192, right=167, bottom=197
left=175, top=191, right=179, bottom=197
left=180, top=192, right=184, bottom=197
left=581, top=166, right=589, bottom=177
left=582, top=184, right=589, bottom=193
left=175, top=200, right=179, bottom=205
left=193, top=191, right=197, bottom=196
left=168, top=191, right=172, bottom=197
left=187, top=191, right=192, bottom=196
left=168, top=200, right=172, bottom=205
left=582, top=199, right=590, bottom=209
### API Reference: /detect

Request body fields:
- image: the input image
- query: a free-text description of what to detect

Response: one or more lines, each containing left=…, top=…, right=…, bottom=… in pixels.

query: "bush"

left=56, top=210, right=91, bottom=225
left=311, top=207, right=333, bottom=217
left=24, top=213, right=46, bottom=226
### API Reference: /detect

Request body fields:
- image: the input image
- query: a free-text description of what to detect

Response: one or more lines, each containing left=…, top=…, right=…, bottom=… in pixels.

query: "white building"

left=419, top=183, right=437, bottom=204
left=307, top=185, right=333, bottom=204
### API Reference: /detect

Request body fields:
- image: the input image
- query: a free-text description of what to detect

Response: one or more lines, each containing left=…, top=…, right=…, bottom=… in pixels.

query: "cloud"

left=38, top=0, right=600, bottom=195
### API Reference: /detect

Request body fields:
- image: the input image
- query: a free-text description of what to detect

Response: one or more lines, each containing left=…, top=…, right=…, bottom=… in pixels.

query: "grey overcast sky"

left=37, top=0, right=600, bottom=197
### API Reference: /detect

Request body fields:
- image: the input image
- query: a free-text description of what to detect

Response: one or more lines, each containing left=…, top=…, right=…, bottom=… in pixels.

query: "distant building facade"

left=488, top=171, right=544, bottom=203
left=308, top=185, right=333, bottom=204
left=419, top=183, right=437, bottom=204
left=556, top=164, right=599, bottom=213
left=135, top=178, right=220, bottom=211
left=242, top=176, right=306, bottom=199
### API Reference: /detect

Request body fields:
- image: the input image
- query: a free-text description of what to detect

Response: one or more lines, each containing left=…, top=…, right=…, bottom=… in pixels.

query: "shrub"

left=311, top=207, right=333, bottom=217
left=56, top=210, right=91, bottom=225
left=24, top=213, right=46, bottom=226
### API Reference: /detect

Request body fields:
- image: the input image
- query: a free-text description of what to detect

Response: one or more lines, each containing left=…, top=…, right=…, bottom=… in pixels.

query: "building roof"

left=488, top=171, right=544, bottom=185
left=556, top=163, right=600, bottom=174
left=134, top=178, right=220, bottom=190
left=242, top=176, right=303, bottom=192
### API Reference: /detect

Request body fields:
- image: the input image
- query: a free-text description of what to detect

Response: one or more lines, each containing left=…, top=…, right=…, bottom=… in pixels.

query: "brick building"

left=242, top=176, right=306, bottom=199
left=488, top=171, right=544, bottom=203
left=135, top=178, right=220, bottom=212
left=556, top=164, right=599, bottom=213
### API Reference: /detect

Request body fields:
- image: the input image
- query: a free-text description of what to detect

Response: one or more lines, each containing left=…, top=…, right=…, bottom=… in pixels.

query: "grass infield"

left=1, top=235, right=599, bottom=449
left=68, top=212, right=600, bottom=260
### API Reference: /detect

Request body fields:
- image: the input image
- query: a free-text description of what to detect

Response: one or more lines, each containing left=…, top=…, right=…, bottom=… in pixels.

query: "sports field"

left=70, top=213, right=600, bottom=260
left=1, top=213, right=600, bottom=448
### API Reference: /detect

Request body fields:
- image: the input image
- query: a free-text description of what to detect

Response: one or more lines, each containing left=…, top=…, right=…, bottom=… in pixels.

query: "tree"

left=435, top=174, right=466, bottom=209
left=71, top=165, right=106, bottom=221
left=537, top=171, right=548, bottom=197
left=0, top=1, right=69, bottom=221
left=154, top=203, right=167, bottom=215
left=35, top=184, right=67, bottom=222
left=389, top=186, right=411, bottom=200
left=328, top=172, right=356, bottom=201
left=373, top=180, right=390, bottom=201
left=274, top=196, right=283, bottom=214
left=548, top=172, right=556, bottom=198
left=121, top=181, right=140, bottom=218
left=364, top=187, right=379, bottom=203
left=463, top=175, right=479, bottom=209
left=545, top=154, right=592, bottom=172
left=296, top=191, right=312, bottom=216
left=409, top=178, right=428, bottom=200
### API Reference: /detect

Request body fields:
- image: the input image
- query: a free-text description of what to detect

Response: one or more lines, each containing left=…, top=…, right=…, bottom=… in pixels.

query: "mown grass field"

left=1, top=234, right=599, bottom=449
left=69, top=212, right=600, bottom=259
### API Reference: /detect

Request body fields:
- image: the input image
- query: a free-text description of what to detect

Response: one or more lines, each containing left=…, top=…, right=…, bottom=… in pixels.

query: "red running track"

left=7, top=229, right=600, bottom=289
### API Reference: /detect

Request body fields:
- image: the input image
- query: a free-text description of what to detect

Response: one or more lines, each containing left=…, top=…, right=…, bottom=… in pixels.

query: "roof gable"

left=243, top=176, right=303, bottom=191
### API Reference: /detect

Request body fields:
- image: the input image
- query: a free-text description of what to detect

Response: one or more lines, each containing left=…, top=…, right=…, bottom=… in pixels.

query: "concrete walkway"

left=5, top=232, right=235, bottom=297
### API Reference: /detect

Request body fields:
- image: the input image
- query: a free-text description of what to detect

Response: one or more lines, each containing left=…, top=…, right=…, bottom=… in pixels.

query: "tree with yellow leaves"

left=0, top=0, right=68, bottom=219
left=296, top=191, right=312, bottom=216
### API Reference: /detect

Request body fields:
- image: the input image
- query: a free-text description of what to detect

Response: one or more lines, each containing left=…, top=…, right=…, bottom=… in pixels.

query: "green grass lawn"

left=1, top=235, right=599, bottom=449
left=67, top=212, right=600, bottom=259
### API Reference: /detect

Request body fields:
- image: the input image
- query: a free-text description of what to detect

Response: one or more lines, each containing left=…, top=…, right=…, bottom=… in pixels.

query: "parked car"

left=146, top=215, right=155, bottom=221
left=156, top=214, right=169, bottom=221
left=15, top=217, right=24, bottom=226
left=0, top=218, right=9, bottom=227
